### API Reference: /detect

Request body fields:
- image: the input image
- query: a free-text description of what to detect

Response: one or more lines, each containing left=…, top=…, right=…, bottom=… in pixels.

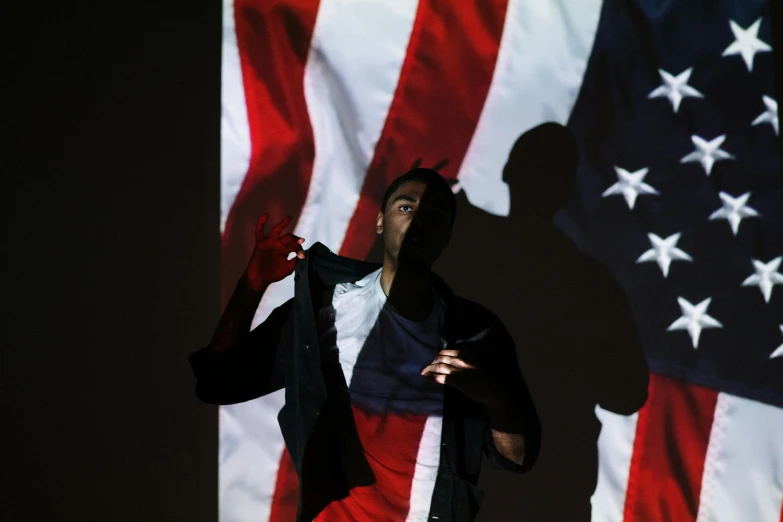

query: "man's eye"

left=400, top=205, right=413, bottom=212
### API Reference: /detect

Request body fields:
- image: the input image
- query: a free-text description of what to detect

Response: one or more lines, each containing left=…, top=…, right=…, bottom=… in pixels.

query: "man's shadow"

left=433, top=123, right=649, bottom=521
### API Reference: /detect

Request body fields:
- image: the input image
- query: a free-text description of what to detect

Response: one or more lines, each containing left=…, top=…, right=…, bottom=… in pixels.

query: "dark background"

left=5, top=2, right=220, bottom=520
left=4, top=1, right=783, bottom=521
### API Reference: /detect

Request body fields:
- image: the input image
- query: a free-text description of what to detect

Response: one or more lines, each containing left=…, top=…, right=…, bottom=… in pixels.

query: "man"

left=189, top=165, right=541, bottom=522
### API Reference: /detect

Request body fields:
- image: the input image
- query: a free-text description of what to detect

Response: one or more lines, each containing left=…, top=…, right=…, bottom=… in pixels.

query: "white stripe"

left=591, top=405, right=639, bottom=522
left=295, top=0, right=420, bottom=255
left=250, top=0, right=419, bottom=328
left=219, top=2, right=287, bottom=521
left=220, top=0, right=251, bottom=233
left=696, top=393, right=783, bottom=522
left=406, top=415, right=444, bottom=522
left=219, top=390, right=287, bottom=522
left=253, top=0, right=417, bottom=325
left=458, top=0, right=603, bottom=216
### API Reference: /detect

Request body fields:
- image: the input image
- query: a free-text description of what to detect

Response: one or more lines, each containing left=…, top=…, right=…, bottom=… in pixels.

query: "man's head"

left=502, top=122, right=579, bottom=219
left=377, top=168, right=456, bottom=270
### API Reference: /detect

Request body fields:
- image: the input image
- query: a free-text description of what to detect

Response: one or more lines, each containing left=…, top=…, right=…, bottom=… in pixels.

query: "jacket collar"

left=305, top=241, right=455, bottom=304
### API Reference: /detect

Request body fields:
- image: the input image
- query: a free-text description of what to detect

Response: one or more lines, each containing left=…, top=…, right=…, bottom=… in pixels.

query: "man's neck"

left=379, top=258, right=434, bottom=321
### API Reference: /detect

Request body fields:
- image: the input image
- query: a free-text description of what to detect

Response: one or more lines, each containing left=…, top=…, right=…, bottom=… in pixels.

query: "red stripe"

left=338, top=0, right=510, bottom=261
left=227, top=1, right=321, bottom=519
left=314, top=407, right=429, bottom=521
left=623, top=374, right=718, bottom=522
left=221, top=0, right=321, bottom=307
left=269, top=448, right=300, bottom=522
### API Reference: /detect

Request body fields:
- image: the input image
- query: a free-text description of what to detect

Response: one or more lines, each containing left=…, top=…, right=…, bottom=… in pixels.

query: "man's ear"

left=376, top=211, right=383, bottom=234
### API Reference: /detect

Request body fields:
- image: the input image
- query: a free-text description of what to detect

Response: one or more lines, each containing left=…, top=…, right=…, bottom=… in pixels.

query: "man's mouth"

left=407, top=238, right=428, bottom=252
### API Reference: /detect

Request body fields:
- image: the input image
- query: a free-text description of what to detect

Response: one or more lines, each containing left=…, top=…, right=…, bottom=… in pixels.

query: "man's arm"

left=486, top=411, right=526, bottom=465
left=484, top=391, right=535, bottom=468
left=189, top=214, right=305, bottom=404
left=421, top=323, right=541, bottom=472
left=482, top=324, right=541, bottom=472
left=209, top=273, right=268, bottom=354
left=189, top=276, right=294, bottom=404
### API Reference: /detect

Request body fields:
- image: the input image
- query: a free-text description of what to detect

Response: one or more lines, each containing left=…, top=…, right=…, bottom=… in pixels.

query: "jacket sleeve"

left=188, top=297, right=294, bottom=405
left=482, top=322, right=542, bottom=474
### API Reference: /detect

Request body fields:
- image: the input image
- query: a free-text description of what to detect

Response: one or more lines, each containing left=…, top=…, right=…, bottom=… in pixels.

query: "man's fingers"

left=438, top=349, right=480, bottom=368
left=432, top=158, right=449, bottom=171
left=285, top=256, right=297, bottom=271
left=428, top=355, right=472, bottom=369
left=279, top=233, right=302, bottom=246
left=421, top=362, right=461, bottom=375
left=270, top=216, right=293, bottom=238
left=420, top=364, right=437, bottom=376
left=422, top=371, right=465, bottom=385
left=277, top=234, right=307, bottom=259
left=255, top=213, right=269, bottom=237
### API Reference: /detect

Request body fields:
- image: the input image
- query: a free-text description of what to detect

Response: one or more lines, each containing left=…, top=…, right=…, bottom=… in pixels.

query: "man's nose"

left=410, top=215, right=428, bottom=232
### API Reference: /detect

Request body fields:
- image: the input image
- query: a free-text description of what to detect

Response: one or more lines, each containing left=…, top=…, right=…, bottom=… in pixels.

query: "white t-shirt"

left=313, top=267, right=446, bottom=521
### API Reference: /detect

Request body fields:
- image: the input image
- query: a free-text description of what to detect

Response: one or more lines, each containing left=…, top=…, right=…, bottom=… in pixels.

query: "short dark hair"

left=381, top=168, right=457, bottom=228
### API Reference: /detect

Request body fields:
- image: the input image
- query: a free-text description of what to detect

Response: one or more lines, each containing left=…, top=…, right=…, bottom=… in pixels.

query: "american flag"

left=218, top=0, right=783, bottom=520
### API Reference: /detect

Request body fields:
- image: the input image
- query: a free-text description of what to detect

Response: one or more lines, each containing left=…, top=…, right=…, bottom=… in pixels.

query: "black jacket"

left=190, top=242, right=541, bottom=522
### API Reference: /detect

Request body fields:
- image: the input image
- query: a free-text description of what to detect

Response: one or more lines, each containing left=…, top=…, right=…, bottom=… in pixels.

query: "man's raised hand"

left=245, top=214, right=306, bottom=291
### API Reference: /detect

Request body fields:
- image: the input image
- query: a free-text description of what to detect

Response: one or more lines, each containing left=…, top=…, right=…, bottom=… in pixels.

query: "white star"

left=680, top=135, right=734, bottom=176
left=647, top=68, right=704, bottom=112
left=752, top=95, right=778, bottom=135
left=722, top=18, right=772, bottom=72
left=708, top=191, right=760, bottom=236
left=602, top=166, right=659, bottom=210
left=772, top=326, right=783, bottom=359
left=636, top=232, right=693, bottom=277
left=667, top=297, right=723, bottom=349
left=742, top=257, right=783, bottom=303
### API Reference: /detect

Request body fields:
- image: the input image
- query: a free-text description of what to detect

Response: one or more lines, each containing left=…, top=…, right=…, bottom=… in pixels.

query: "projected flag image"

left=203, top=0, right=783, bottom=520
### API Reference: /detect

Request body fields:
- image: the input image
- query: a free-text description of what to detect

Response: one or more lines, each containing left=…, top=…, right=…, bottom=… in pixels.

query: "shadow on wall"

left=432, top=123, right=650, bottom=522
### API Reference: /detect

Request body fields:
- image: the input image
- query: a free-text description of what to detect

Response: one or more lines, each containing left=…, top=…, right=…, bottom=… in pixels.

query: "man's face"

left=376, top=181, right=452, bottom=269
